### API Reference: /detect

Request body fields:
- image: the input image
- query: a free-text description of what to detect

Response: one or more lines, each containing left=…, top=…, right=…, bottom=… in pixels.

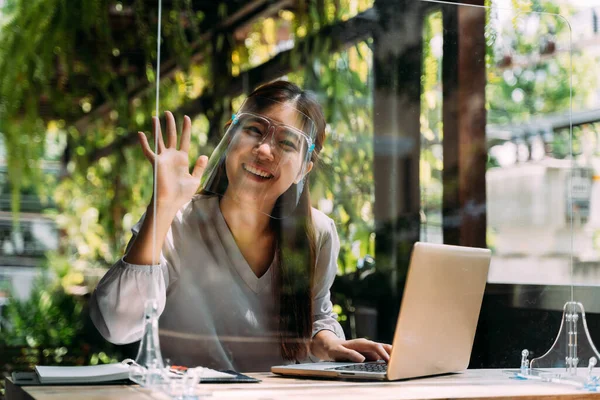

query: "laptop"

left=271, top=242, right=491, bottom=380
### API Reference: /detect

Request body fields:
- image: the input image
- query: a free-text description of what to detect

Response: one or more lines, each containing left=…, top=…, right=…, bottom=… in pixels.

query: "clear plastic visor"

left=199, top=97, right=317, bottom=218
left=233, top=112, right=312, bottom=160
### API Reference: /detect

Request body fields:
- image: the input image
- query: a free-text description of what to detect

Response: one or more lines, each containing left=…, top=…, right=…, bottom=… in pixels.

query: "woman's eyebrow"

left=263, top=113, right=304, bottom=132
left=267, top=116, right=286, bottom=125
left=262, top=112, right=299, bottom=126
left=280, top=129, right=303, bottom=143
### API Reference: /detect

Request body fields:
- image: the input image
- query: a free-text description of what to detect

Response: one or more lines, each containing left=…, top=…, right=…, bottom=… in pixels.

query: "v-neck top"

left=90, top=195, right=345, bottom=372
left=212, top=200, right=272, bottom=294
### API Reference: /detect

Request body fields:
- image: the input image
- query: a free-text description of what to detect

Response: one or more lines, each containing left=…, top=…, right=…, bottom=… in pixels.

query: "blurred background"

left=1, top=0, right=599, bottom=395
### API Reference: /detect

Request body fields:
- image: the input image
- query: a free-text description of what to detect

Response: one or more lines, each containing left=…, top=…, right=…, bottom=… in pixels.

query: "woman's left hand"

left=312, top=330, right=392, bottom=363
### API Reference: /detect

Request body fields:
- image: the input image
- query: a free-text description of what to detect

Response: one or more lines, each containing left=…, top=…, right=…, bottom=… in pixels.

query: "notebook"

left=12, top=363, right=252, bottom=385
left=35, top=364, right=132, bottom=384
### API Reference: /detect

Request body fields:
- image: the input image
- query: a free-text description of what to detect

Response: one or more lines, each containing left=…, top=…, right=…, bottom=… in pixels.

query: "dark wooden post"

left=207, top=31, right=233, bottom=143
left=442, top=1, right=487, bottom=248
left=372, top=0, right=427, bottom=341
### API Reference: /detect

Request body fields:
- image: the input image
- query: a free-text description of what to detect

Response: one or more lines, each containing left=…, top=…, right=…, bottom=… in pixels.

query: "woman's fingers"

left=332, top=346, right=366, bottom=363
left=137, top=131, right=155, bottom=162
left=165, top=111, right=177, bottom=149
left=370, top=342, right=390, bottom=362
left=360, top=351, right=383, bottom=361
left=343, top=339, right=391, bottom=362
left=180, top=115, right=192, bottom=153
left=191, top=155, right=209, bottom=179
left=354, top=341, right=389, bottom=362
left=152, top=117, right=166, bottom=153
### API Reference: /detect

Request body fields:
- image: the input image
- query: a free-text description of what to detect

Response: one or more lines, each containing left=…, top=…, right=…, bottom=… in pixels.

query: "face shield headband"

left=199, top=97, right=317, bottom=219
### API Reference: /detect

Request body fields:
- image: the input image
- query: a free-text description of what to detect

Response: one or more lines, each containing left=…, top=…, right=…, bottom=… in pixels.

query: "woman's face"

left=224, top=104, right=314, bottom=211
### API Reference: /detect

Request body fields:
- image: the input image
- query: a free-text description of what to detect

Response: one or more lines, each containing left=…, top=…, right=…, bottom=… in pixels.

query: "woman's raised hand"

left=137, top=111, right=208, bottom=212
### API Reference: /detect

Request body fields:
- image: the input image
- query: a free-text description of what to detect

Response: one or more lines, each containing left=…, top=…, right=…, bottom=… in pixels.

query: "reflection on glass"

left=0, top=0, right=168, bottom=377
left=418, top=0, right=599, bottom=371
left=1, top=0, right=599, bottom=384
left=485, top=5, right=577, bottom=288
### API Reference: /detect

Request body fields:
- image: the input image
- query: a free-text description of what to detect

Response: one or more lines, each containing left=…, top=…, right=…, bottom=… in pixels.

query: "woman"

left=90, top=80, right=391, bottom=372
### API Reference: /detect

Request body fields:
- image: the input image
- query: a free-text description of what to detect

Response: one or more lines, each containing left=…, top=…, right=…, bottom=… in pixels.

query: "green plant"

left=1, top=277, right=83, bottom=349
left=0, top=273, right=123, bottom=372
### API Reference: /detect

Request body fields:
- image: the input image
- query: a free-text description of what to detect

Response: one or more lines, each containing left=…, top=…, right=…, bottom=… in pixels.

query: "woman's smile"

left=242, top=163, right=275, bottom=181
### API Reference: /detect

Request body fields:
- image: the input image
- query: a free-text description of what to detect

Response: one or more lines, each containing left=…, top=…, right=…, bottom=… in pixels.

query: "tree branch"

left=87, top=8, right=377, bottom=164
left=73, top=0, right=294, bottom=133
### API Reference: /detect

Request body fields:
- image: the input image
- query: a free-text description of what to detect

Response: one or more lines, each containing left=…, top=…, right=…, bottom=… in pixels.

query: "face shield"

left=199, top=97, right=317, bottom=219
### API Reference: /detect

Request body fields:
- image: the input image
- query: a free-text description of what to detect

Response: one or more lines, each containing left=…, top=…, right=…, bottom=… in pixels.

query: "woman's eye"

left=244, top=126, right=263, bottom=135
left=279, top=140, right=298, bottom=151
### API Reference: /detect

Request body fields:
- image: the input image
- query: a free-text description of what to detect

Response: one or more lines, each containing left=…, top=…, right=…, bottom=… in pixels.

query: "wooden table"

left=6, top=369, right=600, bottom=400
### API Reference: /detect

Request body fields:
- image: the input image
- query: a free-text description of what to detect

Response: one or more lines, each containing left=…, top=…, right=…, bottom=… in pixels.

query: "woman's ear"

left=294, top=161, right=313, bottom=184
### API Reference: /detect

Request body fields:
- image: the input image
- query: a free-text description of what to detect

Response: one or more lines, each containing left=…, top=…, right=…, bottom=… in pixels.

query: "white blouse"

left=90, top=195, right=345, bottom=372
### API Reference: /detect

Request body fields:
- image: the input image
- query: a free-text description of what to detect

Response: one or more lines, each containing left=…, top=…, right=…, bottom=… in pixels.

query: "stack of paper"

left=34, top=363, right=238, bottom=384
left=35, top=364, right=131, bottom=384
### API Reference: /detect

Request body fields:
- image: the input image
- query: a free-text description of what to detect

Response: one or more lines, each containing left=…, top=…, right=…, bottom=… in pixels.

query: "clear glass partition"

left=0, top=0, right=164, bottom=382
left=418, top=0, right=600, bottom=382
left=3, top=0, right=600, bottom=394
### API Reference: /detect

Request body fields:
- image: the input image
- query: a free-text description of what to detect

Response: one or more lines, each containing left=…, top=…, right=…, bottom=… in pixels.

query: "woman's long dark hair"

left=202, top=80, right=326, bottom=361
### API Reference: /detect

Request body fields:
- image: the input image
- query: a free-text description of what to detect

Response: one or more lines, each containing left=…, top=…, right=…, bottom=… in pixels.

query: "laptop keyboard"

left=330, top=361, right=388, bottom=373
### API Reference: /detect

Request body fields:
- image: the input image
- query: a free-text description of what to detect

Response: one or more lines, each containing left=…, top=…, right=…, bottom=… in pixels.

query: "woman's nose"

left=254, top=141, right=275, bottom=160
